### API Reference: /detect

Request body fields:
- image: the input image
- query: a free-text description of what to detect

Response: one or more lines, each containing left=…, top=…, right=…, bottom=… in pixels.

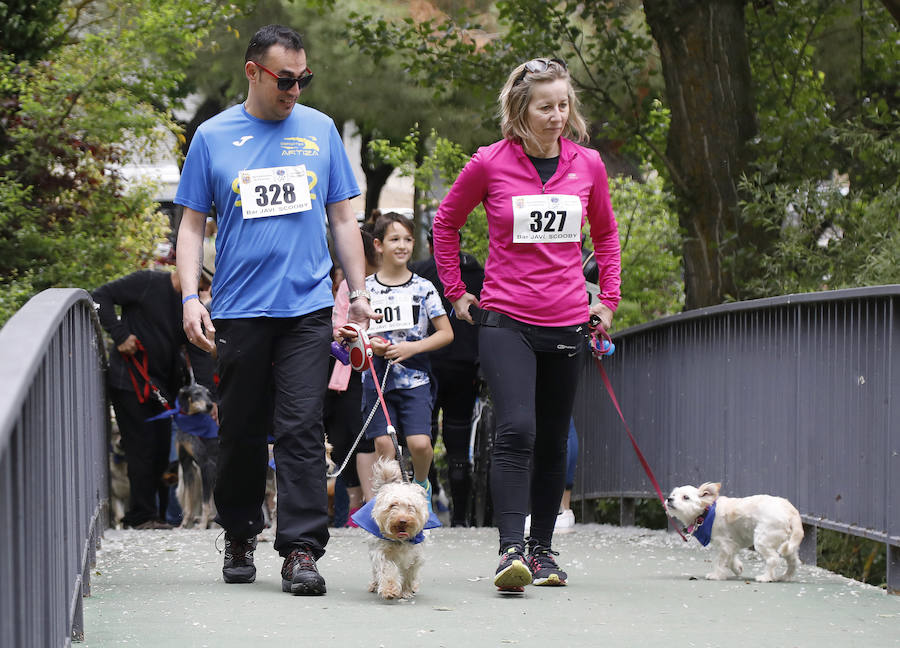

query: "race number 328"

left=255, top=182, right=297, bottom=207
left=239, top=164, right=312, bottom=219
left=512, top=194, right=582, bottom=243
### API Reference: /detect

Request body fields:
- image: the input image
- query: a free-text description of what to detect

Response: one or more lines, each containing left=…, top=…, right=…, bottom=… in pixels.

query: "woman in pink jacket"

left=433, top=58, right=621, bottom=592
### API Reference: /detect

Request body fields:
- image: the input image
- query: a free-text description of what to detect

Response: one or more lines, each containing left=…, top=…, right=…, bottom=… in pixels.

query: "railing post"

left=888, top=543, right=899, bottom=595
left=800, top=524, right=817, bottom=567
left=620, top=497, right=635, bottom=527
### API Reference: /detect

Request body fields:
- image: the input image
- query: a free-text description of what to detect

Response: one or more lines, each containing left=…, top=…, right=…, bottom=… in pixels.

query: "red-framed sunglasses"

left=253, top=61, right=314, bottom=91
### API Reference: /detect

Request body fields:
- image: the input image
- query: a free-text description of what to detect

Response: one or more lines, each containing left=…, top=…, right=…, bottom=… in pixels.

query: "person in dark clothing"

left=410, top=228, right=484, bottom=526
left=93, top=269, right=216, bottom=529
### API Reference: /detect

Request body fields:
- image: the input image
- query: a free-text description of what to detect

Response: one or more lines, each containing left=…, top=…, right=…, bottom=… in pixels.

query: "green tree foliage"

left=606, top=173, right=683, bottom=329
left=0, top=0, right=64, bottom=61
left=345, top=1, right=663, bottom=163
left=368, top=126, right=490, bottom=262
left=0, top=0, right=252, bottom=325
left=737, top=0, right=900, bottom=297
left=740, top=113, right=900, bottom=296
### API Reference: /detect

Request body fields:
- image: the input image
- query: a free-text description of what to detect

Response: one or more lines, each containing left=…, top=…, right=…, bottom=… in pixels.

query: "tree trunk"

left=643, top=0, right=758, bottom=309
left=359, top=130, right=394, bottom=218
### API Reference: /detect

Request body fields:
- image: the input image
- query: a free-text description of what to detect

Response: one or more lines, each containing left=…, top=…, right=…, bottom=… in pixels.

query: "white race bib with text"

left=239, top=165, right=312, bottom=219
left=368, top=293, right=415, bottom=334
left=511, top=194, right=582, bottom=243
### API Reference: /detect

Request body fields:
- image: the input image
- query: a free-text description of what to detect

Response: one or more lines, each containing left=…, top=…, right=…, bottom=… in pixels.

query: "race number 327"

left=512, top=194, right=582, bottom=243
left=529, top=210, right=567, bottom=233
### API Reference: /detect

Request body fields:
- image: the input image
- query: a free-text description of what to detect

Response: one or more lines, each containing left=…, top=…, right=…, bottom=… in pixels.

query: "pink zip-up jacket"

left=433, top=138, right=621, bottom=327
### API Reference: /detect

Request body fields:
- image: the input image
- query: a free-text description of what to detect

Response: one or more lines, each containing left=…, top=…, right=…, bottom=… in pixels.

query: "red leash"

left=121, top=338, right=171, bottom=409
left=589, top=325, right=686, bottom=541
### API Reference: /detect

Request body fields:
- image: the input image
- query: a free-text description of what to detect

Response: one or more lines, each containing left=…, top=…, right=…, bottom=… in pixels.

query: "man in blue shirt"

left=175, top=24, right=376, bottom=596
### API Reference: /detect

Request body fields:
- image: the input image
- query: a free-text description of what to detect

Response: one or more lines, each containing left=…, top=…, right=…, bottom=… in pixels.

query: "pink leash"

left=589, top=324, right=687, bottom=541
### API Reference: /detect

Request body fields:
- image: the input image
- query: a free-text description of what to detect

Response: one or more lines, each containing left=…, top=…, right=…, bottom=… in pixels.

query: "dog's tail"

left=371, top=456, right=403, bottom=493
left=779, top=511, right=804, bottom=558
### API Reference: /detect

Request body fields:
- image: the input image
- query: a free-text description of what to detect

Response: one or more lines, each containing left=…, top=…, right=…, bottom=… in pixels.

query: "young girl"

left=362, top=212, right=453, bottom=506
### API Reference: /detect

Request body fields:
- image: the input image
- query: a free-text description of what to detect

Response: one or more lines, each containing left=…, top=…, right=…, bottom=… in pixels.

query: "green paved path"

left=82, top=524, right=899, bottom=647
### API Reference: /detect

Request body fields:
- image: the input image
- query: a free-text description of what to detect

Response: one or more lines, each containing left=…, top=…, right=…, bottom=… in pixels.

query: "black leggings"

left=478, top=315, right=584, bottom=550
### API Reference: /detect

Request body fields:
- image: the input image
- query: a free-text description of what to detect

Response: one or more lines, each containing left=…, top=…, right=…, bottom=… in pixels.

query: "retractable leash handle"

left=341, top=322, right=374, bottom=373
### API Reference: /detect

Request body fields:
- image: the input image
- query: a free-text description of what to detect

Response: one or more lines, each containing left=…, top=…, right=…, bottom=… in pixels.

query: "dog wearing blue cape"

left=351, top=457, right=441, bottom=599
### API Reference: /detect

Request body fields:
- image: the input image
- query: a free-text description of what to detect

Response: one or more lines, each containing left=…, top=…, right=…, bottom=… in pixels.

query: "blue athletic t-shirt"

left=175, top=103, right=360, bottom=319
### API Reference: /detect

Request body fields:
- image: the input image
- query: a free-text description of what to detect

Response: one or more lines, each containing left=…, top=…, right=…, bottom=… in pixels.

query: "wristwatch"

left=348, top=289, right=371, bottom=303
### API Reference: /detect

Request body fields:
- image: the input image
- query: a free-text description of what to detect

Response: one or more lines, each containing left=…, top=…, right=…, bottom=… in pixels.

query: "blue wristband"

left=182, top=294, right=199, bottom=305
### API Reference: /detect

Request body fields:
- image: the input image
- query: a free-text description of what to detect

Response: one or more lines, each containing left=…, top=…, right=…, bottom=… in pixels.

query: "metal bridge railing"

left=572, top=285, right=899, bottom=594
left=0, top=289, right=109, bottom=646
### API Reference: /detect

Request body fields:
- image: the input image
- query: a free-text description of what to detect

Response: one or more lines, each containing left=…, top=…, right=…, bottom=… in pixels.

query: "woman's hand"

left=450, top=293, right=479, bottom=325
left=590, top=303, right=614, bottom=331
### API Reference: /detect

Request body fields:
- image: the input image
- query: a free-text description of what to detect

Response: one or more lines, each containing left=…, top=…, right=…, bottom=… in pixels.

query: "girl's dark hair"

left=245, top=25, right=304, bottom=63
left=360, top=229, right=378, bottom=267
left=373, top=211, right=414, bottom=241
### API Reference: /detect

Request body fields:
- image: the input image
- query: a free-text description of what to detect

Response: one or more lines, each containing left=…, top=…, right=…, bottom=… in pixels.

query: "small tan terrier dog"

left=352, top=457, right=438, bottom=600
left=665, top=481, right=804, bottom=582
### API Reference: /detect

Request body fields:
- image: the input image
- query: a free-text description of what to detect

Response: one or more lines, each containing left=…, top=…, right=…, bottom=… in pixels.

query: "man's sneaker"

left=555, top=509, right=576, bottom=534
left=222, top=534, right=257, bottom=584
left=281, top=547, right=326, bottom=596
left=526, top=541, right=567, bottom=586
left=493, top=544, right=532, bottom=591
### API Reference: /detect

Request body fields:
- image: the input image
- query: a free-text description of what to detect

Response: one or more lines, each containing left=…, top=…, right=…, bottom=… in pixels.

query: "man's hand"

left=346, top=298, right=380, bottom=330
left=183, top=298, right=216, bottom=353
left=116, top=334, right=140, bottom=356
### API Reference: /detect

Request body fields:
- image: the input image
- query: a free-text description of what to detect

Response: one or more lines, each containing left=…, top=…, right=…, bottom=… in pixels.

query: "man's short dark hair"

left=245, top=25, right=304, bottom=63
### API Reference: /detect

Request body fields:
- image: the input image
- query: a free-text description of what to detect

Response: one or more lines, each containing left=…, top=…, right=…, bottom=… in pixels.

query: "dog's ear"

left=697, top=482, right=721, bottom=502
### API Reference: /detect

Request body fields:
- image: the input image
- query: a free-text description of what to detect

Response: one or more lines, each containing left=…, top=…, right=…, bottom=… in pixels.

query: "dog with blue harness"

left=148, top=383, right=218, bottom=528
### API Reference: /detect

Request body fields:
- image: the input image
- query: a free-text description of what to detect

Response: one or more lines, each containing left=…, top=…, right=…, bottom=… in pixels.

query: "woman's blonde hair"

left=498, top=58, right=588, bottom=151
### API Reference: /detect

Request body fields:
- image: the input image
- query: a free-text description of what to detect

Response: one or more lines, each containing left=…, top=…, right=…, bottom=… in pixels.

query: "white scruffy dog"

left=665, top=482, right=804, bottom=582
left=359, top=457, right=432, bottom=600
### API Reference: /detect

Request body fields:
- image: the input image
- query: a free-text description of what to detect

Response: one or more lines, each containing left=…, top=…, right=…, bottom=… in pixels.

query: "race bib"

left=239, top=165, right=312, bottom=219
left=511, top=194, right=582, bottom=243
left=368, top=293, right=415, bottom=334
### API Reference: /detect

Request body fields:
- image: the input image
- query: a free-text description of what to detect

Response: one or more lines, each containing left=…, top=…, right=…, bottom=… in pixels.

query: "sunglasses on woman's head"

left=515, top=58, right=567, bottom=85
left=253, top=61, right=314, bottom=91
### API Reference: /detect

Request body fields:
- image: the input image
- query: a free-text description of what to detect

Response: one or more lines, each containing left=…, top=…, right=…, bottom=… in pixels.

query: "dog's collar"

left=684, top=501, right=716, bottom=546
left=350, top=498, right=442, bottom=544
